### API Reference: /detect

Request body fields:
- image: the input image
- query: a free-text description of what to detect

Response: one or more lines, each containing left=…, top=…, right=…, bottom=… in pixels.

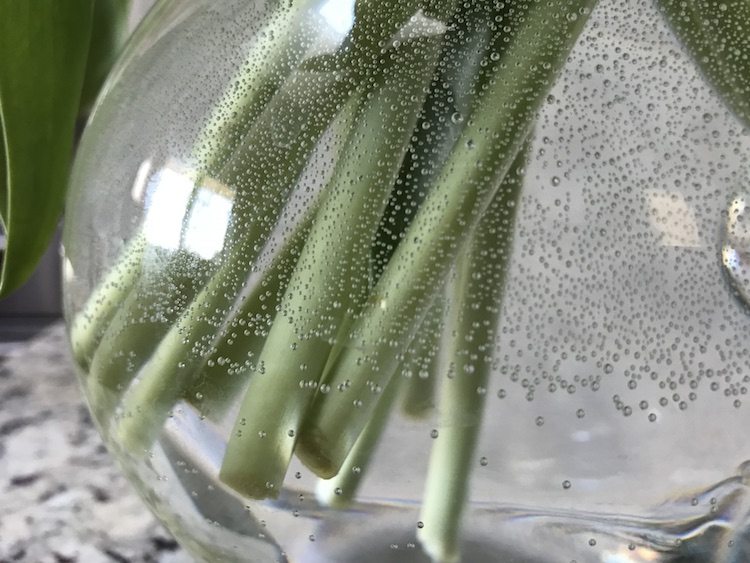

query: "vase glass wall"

left=63, top=0, right=750, bottom=561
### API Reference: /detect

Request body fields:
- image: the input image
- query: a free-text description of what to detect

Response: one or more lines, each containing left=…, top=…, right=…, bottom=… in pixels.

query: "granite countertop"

left=0, top=322, right=191, bottom=563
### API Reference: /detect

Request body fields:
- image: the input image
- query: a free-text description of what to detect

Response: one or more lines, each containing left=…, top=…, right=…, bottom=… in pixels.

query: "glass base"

left=115, top=405, right=750, bottom=562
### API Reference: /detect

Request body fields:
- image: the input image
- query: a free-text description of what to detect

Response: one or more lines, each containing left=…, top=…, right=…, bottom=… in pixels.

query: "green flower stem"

left=295, top=0, right=597, bottom=477
left=183, top=206, right=318, bottom=421
left=189, top=0, right=320, bottom=176
left=68, top=0, right=316, bottom=369
left=219, top=33, right=447, bottom=498
left=371, top=0, right=502, bottom=280
left=381, top=3, right=504, bottom=419
left=72, top=0, right=436, bottom=374
left=400, top=298, right=445, bottom=419
left=109, top=70, right=361, bottom=453
left=87, top=246, right=215, bottom=427
left=416, top=144, right=528, bottom=563
left=315, top=372, right=401, bottom=508
left=69, top=233, right=146, bottom=369
left=316, top=292, right=444, bottom=507
left=657, top=0, right=750, bottom=128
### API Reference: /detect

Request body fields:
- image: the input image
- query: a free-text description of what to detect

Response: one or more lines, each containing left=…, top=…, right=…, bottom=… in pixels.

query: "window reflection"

left=318, top=0, right=355, bottom=36
left=184, top=179, right=233, bottom=260
left=142, top=162, right=233, bottom=260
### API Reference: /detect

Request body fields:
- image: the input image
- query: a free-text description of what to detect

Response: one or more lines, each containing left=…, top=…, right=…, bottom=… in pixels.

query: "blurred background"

left=0, top=3, right=189, bottom=559
left=0, top=0, right=154, bottom=344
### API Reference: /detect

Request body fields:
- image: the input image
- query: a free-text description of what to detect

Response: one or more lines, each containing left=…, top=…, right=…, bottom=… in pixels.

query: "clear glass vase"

left=62, top=0, right=750, bottom=561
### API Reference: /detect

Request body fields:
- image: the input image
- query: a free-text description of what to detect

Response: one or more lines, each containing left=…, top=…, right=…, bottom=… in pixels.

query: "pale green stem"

left=189, top=0, right=320, bottom=176
left=295, top=0, right=597, bottom=477
left=371, top=0, right=500, bottom=281
left=184, top=206, right=316, bottom=420
left=382, top=3, right=503, bottom=418
left=219, top=32, right=447, bottom=498
left=69, top=233, right=145, bottom=369
left=87, top=245, right=214, bottom=426
left=315, top=373, right=401, bottom=508
left=109, top=71, right=360, bottom=452
left=316, top=293, right=443, bottom=507
left=69, top=0, right=317, bottom=369
left=400, top=297, right=445, bottom=419
left=417, top=144, right=528, bottom=563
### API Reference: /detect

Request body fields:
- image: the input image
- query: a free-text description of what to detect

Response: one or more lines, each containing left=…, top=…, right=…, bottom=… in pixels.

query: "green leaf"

left=80, top=0, right=131, bottom=114
left=0, top=0, right=95, bottom=297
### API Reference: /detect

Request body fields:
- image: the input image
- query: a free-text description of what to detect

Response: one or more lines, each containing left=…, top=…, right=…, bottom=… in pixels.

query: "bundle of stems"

left=70, top=0, right=750, bottom=558
left=67, top=0, right=636, bottom=559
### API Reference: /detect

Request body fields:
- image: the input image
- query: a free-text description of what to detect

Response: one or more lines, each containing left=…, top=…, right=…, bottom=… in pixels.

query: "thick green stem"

left=219, top=32, right=447, bottom=498
left=189, top=0, right=320, bottom=176
left=295, top=0, right=597, bottom=477
left=69, top=0, right=317, bottom=369
left=417, top=144, right=528, bottom=563
left=371, top=0, right=504, bottom=281
left=69, top=233, right=146, bottom=369
left=87, top=244, right=214, bottom=426
left=400, top=297, right=445, bottom=418
left=315, top=373, right=402, bottom=508
left=109, top=71, right=360, bottom=452
left=378, top=2, right=504, bottom=418
left=316, top=292, right=444, bottom=507
left=184, top=206, right=316, bottom=420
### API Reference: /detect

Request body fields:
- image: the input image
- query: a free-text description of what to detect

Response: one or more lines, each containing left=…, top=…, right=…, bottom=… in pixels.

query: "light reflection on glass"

left=603, top=545, right=659, bottom=562
left=142, top=163, right=233, bottom=260
left=143, top=164, right=193, bottom=251
left=722, top=195, right=750, bottom=308
left=184, top=180, right=233, bottom=260
left=318, top=0, right=355, bottom=36
left=130, top=159, right=153, bottom=203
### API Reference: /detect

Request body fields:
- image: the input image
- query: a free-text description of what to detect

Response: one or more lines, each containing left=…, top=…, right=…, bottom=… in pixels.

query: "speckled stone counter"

left=0, top=322, right=191, bottom=563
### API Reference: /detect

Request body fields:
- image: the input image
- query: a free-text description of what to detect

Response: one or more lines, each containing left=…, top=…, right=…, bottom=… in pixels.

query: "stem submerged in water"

left=417, top=143, right=529, bottom=563
left=315, top=374, right=401, bottom=508
left=399, top=298, right=445, bottom=419
left=111, top=73, right=361, bottom=453
left=657, top=0, right=750, bottom=128
left=295, top=0, right=597, bottom=477
left=70, top=0, right=320, bottom=376
left=220, top=31, right=447, bottom=497
left=70, top=2, right=604, bottom=558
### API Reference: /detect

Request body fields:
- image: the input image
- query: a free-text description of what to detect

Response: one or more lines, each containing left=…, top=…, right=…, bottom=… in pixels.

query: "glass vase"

left=63, top=0, right=750, bottom=561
